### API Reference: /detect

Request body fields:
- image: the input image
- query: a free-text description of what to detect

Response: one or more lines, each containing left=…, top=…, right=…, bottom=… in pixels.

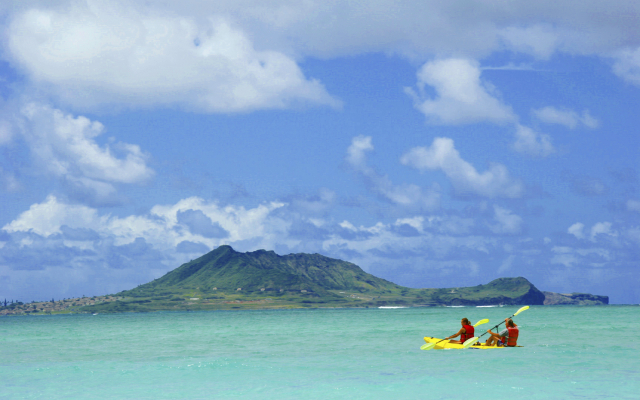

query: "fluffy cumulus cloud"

left=568, top=222, right=586, bottom=239
left=401, top=137, right=524, bottom=198
left=17, top=103, right=153, bottom=203
left=346, top=136, right=441, bottom=211
left=3, top=195, right=101, bottom=236
left=533, top=106, right=599, bottom=129
left=568, top=221, right=618, bottom=242
left=404, top=60, right=562, bottom=158
left=5, top=2, right=338, bottom=112
left=2, top=195, right=289, bottom=251
left=2, top=0, right=640, bottom=112
left=406, top=58, right=515, bottom=125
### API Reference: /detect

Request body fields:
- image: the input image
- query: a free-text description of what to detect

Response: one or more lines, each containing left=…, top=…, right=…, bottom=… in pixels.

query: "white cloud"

left=489, top=206, right=523, bottom=235
left=612, top=47, right=640, bottom=87
left=499, top=24, right=558, bottom=60
left=149, top=197, right=288, bottom=246
left=2, top=195, right=101, bottom=236
left=346, top=136, right=441, bottom=210
left=4, top=1, right=640, bottom=106
left=18, top=103, right=153, bottom=201
left=394, top=216, right=424, bottom=233
left=401, top=137, right=524, bottom=198
left=568, top=222, right=586, bottom=239
left=568, top=221, right=618, bottom=242
left=6, top=3, right=338, bottom=112
left=406, top=58, right=515, bottom=125
left=346, top=135, right=374, bottom=169
left=590, top=222, right=616, bottom=242
left=512, top=124, right=555, bottom=157
left=2, top=195, right=289, bottom=251
left=533, top=106, right=599, bottom=129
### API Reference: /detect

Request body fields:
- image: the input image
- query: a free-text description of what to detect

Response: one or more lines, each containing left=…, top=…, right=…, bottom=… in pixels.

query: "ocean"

left=1, top=305, right=637, bottom=399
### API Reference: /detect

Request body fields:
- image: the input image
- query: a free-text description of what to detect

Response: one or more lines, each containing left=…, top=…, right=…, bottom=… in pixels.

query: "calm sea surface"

left=1, top=305, right=637, bottom=399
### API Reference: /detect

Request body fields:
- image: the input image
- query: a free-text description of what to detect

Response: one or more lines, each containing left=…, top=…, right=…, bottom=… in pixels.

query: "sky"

left=0, top=1, right=639, bottom=304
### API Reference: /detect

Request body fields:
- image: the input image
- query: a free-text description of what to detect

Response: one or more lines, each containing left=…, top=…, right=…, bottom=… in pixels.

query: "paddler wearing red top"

left=485, top=318, right=519, bottom=347
left=445, top=318, right=475, bottom=344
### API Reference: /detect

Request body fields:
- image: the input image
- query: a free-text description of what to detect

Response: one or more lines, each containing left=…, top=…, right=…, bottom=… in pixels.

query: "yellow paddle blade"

left=420, top=342, right=436, bottom=350
left=473, top=319, right=489, bottom=327
left=514, top=306, right=529, bottom=316
left=462, top=337, right=478, bottom=348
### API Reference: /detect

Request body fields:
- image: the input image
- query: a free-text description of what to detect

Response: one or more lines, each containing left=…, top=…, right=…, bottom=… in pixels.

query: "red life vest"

left=461, top=324, right=475, bottom=342
left=505, top=326, right=519, bottom=346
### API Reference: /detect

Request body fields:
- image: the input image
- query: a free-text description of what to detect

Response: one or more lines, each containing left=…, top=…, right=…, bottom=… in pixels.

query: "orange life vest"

left=505, top=326, right=519, bottom=346
left=461, top=324, right=475, bottom=342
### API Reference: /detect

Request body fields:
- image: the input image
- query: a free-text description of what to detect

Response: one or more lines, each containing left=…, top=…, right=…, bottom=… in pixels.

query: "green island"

left=1, top=245, right=608, bottom=315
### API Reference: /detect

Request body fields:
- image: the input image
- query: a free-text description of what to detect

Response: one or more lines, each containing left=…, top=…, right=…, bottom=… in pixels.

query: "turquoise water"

left=1, top=306, right=637, bottom=399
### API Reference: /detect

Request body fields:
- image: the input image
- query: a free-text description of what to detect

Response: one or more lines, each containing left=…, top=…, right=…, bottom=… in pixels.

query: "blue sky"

left=1, top=1, right=639, bottom=303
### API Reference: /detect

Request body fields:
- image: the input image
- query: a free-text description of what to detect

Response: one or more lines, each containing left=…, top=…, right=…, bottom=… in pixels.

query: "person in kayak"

left=485, top=318, right=519, bottom=347
left=445, top=318, right=475, bottom=344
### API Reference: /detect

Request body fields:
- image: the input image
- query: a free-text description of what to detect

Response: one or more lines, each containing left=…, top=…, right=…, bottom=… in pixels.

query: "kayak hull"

left=423, top=336, right=522, bottom=350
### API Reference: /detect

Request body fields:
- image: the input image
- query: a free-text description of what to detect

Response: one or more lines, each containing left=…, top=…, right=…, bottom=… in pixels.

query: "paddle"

left=420, top=318, right=489, bottom=350
left=462, top=336, right=479, bottom=348
left=477, top=305, right=529, bottom=340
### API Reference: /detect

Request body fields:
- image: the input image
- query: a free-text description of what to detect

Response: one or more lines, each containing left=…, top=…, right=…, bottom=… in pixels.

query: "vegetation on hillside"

left=77, top=246, right=545, bottom=313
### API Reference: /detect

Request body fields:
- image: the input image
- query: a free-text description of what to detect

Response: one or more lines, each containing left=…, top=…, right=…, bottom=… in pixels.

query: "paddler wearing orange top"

left=485, top=318, right=519, bottom=347
left=444, top=318, right=475, bottom=344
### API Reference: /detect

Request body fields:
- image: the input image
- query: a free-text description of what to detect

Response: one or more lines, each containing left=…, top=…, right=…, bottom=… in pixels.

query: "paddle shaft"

left=477, top=308, right=526, bottom=339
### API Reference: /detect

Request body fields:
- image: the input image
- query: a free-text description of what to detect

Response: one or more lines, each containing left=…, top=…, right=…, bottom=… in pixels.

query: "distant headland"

left=1, top=245, right=608, bottom=315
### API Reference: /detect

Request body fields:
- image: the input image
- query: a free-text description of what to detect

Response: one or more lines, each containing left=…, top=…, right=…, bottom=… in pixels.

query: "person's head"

left=461, top=318, right=470, bottom=326
left=506, top=318, right=516, bottom=327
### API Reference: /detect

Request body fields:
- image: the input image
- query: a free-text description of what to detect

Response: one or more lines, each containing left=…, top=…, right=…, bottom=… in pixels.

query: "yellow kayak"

left=423, top=336, right=522, bottom=350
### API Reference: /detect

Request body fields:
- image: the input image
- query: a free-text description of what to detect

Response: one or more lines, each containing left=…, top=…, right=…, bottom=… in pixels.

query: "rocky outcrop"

left=425, top=277, right=546, bottom=306
left=543, top=291, right=609, bottom=305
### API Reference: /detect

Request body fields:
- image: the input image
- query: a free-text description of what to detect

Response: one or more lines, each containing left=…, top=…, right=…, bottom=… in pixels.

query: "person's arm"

left=447, top=327, right=465, bottom=340
left=487, top=329, right=501, bottom=339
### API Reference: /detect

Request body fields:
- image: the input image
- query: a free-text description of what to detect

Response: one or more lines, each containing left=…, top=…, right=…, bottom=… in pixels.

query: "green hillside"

left=79, top=245, right=545, bottom=313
